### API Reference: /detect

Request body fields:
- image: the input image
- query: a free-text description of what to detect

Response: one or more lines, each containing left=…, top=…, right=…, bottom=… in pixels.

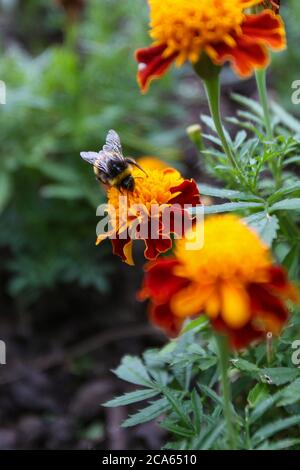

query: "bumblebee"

left=80, top=130, right=147, bottom=192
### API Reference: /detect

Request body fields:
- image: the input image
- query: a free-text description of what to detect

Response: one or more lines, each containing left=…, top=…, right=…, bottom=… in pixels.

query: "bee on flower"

left=139, top=214, right=298, bottom=349
left=81, top=131, right=201, bottom=266
left=136, top=0, right=286, bottom=92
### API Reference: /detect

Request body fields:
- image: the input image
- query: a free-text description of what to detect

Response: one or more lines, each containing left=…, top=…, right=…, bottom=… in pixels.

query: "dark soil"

left=0, top=255, right=167, bottom=450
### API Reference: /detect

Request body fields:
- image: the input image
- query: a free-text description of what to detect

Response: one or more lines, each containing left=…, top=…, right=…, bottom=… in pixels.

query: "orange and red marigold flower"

left=139, top=214, right=298, bottom=349
left=96, top=165, right=200, bottom=266
left=136, top=0, right=286, bottom=92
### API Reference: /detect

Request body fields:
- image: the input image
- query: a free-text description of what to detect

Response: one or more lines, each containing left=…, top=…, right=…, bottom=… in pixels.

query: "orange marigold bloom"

left=136, top=0, right=286, bottom=92
left=97, top=166, right=200, bottom=266
left=137, top=156, right=168, bottom=171
left=139, top=215, right=298, bottom=349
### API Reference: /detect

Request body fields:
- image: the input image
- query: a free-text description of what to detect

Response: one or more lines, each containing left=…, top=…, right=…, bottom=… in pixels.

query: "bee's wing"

left=102, top=129, right=124, bottom=158
left=80, top=151, right=110, bottom=175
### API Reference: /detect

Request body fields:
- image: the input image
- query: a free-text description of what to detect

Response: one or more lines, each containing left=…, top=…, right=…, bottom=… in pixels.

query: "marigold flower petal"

left=139, top=214, right=298, bottom=349
left=135, top=1, right=286, bottom=91
left=220, top=282, right=251, bottom=329
left=99, top=166, right=201, bottom=265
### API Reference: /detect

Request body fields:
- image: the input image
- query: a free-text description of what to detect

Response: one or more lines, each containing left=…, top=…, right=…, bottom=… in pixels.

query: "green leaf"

left=271, top=101, right=300, bottom=133
left=282, top=244, right=300, bottom=279
left=200, top=421, right=225, bottom=450
left=247, top=383, right=270, bottom=408
left=244, top=212, right=279, bottom=246
left=257, top=438, right=300, bottom=450
left=197, top=383, right=223, bottom=406
left=234, top=130, right=247, bottom=150
left=231, top=358, right=260, bottom=375
left=249, top=392, right=282, bottom=425
left=181, top=316, right=209, bottom=334
left=199, top=184, right=262, bottom=202
left=260, top=367, right=300, bottom=386
left=268, top=182, right=300, bottom=205
left=160, top=420, right=195, bottom=438
left=191, top=389, right=203, bottom=433
left=121, top=398, right=170, bottom=428
left=253, top=414, right=300, bottom=446
left=103, top=388, right=159, bottom=407
left=203, top=202, right=263, bottom=215
left=113, top=356, right=153, bottom=387
left=162, top=389, right=192, bottom=428
left=270, top=198, right=300, bottom=212
left=231, top=93, right=263, bottom=117
left=277, top=378, right=300, bottom=406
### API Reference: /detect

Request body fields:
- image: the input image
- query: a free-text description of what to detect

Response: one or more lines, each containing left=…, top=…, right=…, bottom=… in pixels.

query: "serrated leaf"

left=203, top=202, right=263, bottom=215
left=231, top=93, right=263, bottom=116
left=277, top=378, right=300, bottom=406
left=103, top=388, right=159, bottom=407
left=160, top=420, right=195, bottom=438
left=113, top=356, right=153, bottom=386
left=260, top=367, right=299, bottom=386
left=244, top=212, right=279, bottom=246
left=121, top=398, right=170, bottom=428
left=231, top=358, right=260, bottom=375
left=199, top=184, right=262, bottom=202
left=270, top=198, right=300, bottom=212
left=271, top=102, right=300, bottom=133
left=253, top=414, right=300, bottom=446
left=197, top=383, right=223, bottom=406
left=162, top=389, right=192, bottom=428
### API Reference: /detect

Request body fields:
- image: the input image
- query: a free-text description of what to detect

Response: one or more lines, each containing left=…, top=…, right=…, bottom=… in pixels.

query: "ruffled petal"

left=212, top=317, right=263, bottom=350
left=144, top=237, right=172, bottom=260
left=249, top=283, right=289, bottom=334
left=169, top=179, right=201, bottom=207
left=111, top=238, right=134, bottom=266
left=241, top=10, right=286, bottom=50
left=150, top=303, right=183, bottom=337
left=138, top=258, right=189, bottom=304
left=208, top=10, right=286, bottom=78
left=209, top=36, right=269, bottom=78
left=171, top=283, right=214, bottom=318
left=135, top=44, right=177, bottom=93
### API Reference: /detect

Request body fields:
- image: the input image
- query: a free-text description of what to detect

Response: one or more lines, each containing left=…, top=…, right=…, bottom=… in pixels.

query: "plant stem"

left=255, top=68, right=273, bottom=140
left=203, top=76, right=245, bottom=183
left=216, top=334, right=237, bottom=450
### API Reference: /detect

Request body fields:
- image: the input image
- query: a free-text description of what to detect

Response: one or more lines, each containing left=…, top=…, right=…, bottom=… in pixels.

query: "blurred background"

left=0, top=0, right=299, bottom=450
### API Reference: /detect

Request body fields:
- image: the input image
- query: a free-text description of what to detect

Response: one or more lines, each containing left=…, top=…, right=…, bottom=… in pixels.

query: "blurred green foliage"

left=272, top=0, right=300, bottom=112
left=0, top=0, right=299, bottom=304
left=0, top=0, right=185, bottom=303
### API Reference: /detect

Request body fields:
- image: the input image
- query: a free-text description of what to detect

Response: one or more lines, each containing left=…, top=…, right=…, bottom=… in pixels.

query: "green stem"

left=203, top=76, right=245, bottom=183
left=216, top=334, right=237, bottom=450
left=255, top=68, right=273, bottom=140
